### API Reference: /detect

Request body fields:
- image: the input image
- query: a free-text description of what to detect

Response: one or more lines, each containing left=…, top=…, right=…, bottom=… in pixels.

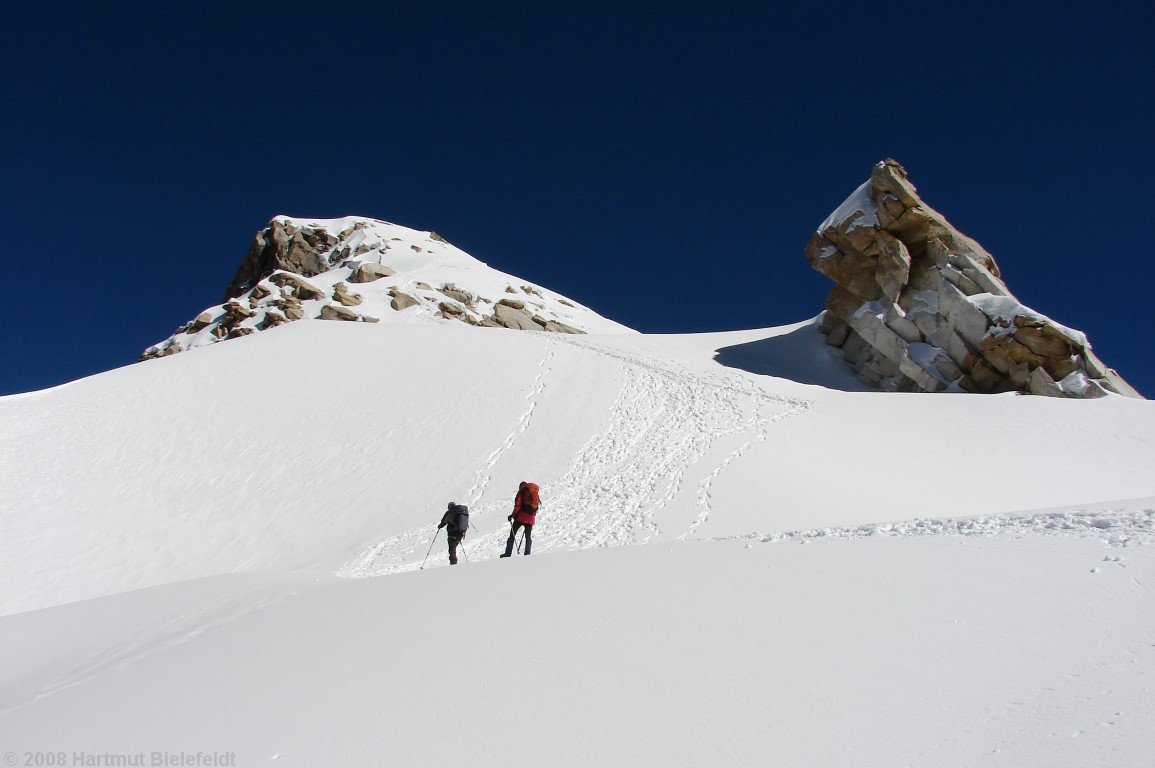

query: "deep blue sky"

left=3, top=1, right=1152, bottom=396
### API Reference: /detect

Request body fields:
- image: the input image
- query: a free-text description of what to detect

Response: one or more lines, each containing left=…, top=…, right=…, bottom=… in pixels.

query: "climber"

left=438, top=502, right=470, bottom=565
left=500, top=482, right=539, bottom=558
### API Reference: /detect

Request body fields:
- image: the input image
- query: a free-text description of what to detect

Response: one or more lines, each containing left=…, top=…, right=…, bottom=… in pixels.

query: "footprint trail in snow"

left=340, top=335, right=811, bottom=576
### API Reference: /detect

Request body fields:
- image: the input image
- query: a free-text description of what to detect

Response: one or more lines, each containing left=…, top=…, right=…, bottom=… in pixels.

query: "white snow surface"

left=817, top=179, right=878, bottom=232
left=3, top=316, right=1154, bottom=766
left=968, top=291, right=1090, bottom=346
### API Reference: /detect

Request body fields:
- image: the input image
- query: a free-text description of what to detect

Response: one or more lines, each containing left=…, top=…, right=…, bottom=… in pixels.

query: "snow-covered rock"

left=142, top=215, right=632, bottom=359
left=807, top=159, right=1142, bottom=398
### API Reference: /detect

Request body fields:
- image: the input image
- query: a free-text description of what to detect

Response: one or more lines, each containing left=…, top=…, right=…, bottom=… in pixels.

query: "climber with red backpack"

left=500, top=481, right=539, bottom=558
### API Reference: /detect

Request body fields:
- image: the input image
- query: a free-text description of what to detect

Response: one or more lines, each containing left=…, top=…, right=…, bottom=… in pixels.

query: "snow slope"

left=5, top=319, right=1154, bottom=615
left=2, top=315, right=1154, bottom=766
left=2, top=529, right=1153, bottom=766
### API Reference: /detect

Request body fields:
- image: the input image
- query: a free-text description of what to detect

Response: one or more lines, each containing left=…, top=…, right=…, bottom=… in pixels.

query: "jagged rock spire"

left=806, top=160, right=1141, bottom=398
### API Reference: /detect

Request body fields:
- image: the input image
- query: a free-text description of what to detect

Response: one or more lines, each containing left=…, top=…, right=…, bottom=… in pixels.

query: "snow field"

left=2, top=315, right=1155, bottom=766
left=2, top=534, right=1151, bottom=767
left=0, top=322, right=577, bottom=613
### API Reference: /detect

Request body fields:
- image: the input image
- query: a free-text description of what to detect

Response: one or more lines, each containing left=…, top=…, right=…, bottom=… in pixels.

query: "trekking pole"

left=420, top=528, right=440, bottom=570
left=459, top=540, right=470, bottom=563
left=516, top=533, right=524, bottom=554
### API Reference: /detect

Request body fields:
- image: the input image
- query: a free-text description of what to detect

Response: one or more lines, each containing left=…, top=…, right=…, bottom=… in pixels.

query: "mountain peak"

left=806, top=160, right=1142, bottom=398
left=143, top=216, right=632, bottom=360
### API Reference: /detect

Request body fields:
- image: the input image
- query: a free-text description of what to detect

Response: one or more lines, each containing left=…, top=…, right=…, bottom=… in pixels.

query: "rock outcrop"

left=439, top=283, right=474, bottom=305
left=268, top=272, right=326, bottom=301
left=349, top=263, right=395, bottom=283
left=225, top=219, right=341, bottom=300
left=490, top=299, right=540, bottom=330
left=332, top=282, right=362, bottom=307
left=807, top=160, right=1141, bottom=398
left=320, top=304, right=360, bottom=322
left=390, top=291, right=419, bottom=311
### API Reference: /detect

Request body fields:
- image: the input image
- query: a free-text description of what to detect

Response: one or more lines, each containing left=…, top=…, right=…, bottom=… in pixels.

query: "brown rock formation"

left=440, top=284, right=474, bottom=305
left=807, top=160, right=1141, bottom=398
left=349, top=263, right=396, bottom=283
left=320, top=304, right=360, bottom=322
left=390, top=291, right=419, bottom=311
left=332, top=282, right=363, bottom=307
left=490, top=302, right=540, bottom=330
left=189, top=310, right=215, bottom=332
left=225, top=219, right=340, bottom=300
left=268, top=272, right=326, bottom=301
left=438, top=301, right=464, bottom=317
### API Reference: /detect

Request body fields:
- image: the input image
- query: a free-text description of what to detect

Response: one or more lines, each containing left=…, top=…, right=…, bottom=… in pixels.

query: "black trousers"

left=510, top=521, right=533, bottom=542
left=447, top=532, right=464, bottom=563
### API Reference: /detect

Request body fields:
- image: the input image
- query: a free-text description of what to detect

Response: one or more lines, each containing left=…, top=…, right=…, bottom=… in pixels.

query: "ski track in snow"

left=0, top=578, right=326, bottom=716
left=340, top=335, right=811, bottom=576
left=722, top=507, right=1155, bottom=548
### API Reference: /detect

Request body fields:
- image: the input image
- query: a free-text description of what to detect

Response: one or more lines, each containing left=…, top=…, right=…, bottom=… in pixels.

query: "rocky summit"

left=142, top=216, right=633, bottom=360
left=806, top=160, right=1141, bottom=398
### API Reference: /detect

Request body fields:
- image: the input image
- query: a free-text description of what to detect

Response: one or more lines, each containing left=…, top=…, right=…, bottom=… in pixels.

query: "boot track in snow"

left=339, top=335, right=811, bottom=576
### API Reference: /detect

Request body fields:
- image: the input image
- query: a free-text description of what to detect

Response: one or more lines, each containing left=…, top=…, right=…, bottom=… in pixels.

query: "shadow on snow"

left=712, top=320, right=873, bottom=392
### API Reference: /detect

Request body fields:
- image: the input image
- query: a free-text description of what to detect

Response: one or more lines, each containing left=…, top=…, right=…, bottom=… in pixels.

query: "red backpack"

left=521, top=482, right=540, bottom=510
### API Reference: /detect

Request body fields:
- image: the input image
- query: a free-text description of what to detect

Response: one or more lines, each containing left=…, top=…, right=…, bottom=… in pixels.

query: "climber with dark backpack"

left=500, top=481, right=539, bottom=558
left=438, top=502, right=470, bottom=565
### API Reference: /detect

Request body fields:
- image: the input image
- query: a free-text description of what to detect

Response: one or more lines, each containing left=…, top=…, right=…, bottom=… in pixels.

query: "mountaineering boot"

left=499, top=537, right=515, bottom=558
left=524, top=538, right=532, bottom=556
left=450, top=556, right=458, bottom=565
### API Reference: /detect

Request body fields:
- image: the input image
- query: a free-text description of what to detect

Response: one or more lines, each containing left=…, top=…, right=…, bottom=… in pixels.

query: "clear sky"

left=3, top=1, right=1152, bottom=396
